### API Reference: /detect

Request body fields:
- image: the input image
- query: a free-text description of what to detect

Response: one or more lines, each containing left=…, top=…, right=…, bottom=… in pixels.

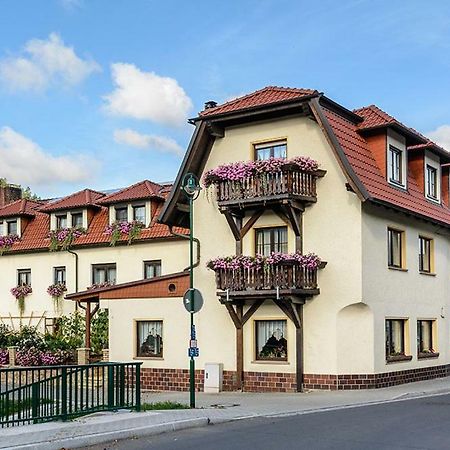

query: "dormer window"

left=56, top=214, right=67, bottom=229
left=424, top=152, right=441, bottom=203
left=426, top=165, right=438, bottom=200
left=386, top=130, right=407, bottom=188
left=7, top=219, right=17, bottom=235
left=71, top=212, right=83, bottom=228
left=133, top=205, right=145, bottom=222
left=255, top=140, right=287, bottom=160
left=115, top=206, right=128, bottom=222
left=388, top=146, right=403, bottom=185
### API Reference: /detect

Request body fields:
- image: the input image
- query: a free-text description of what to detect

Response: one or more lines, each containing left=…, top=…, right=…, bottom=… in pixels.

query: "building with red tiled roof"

left=151, top=86, right=450, bottom=394
left=0, top=179, right=189, bottom=332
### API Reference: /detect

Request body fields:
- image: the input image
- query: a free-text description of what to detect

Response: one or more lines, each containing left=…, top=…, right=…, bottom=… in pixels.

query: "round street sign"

left=183, top=288, right=204, bottom=314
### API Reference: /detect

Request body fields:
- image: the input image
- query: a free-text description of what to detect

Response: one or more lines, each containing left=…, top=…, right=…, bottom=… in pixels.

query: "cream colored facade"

left=108, top=115, right=366, bottom=377
left=0, top=239, right=187, bottom=324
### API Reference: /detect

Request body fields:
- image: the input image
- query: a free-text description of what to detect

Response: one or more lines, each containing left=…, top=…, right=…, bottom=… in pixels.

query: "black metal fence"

left=0, top=362, right=142, bottom=427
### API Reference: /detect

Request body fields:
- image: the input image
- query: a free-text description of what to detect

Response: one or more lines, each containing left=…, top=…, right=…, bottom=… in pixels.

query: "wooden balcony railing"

left=214, top=262, right=319, bottom=292
left=216, top=166, right=323, bottom=206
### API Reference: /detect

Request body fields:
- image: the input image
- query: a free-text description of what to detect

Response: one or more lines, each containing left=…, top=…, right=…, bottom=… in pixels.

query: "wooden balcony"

left=216, top=166, right=326, bottom=209
left=215, top=262, right=323, bottom=303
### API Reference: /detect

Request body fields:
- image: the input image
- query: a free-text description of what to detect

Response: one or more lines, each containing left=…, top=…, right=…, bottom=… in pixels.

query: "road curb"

left=0, top=418, right=209, bottom=450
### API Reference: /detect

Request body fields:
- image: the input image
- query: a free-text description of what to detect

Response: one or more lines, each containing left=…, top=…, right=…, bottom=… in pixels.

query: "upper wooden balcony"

left=215, top=165, right=326, bottom=210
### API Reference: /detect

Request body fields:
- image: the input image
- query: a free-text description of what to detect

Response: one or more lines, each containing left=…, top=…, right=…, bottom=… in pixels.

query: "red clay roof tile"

left=40, top=189, right=105, bottom=212
left=199, top=86, right=319, bottom=117
left=324, top=107, right=450, bottom=226
left=99, top=180, right=164, bottom=205
left=0, top=199, right=44, bottom=218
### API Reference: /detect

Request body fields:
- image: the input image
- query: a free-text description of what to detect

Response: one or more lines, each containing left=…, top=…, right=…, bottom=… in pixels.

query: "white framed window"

left=133, top=205, right=146, bottom=222
left=56, top=214, right=68, bottom=229
left=424, top=152, right=441, bottom=203
left=54, top=266, right=66, bottom=285
left=387, top=130, right=407, bottom=188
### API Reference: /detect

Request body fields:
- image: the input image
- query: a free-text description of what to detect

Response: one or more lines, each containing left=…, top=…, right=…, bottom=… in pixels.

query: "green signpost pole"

left=189, top=193, right=195, bottom=409
left=181, top=173, right=201, bottom=409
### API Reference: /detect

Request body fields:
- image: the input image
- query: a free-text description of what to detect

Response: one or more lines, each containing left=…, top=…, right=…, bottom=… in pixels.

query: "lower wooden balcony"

left=214, top=262, right=324, bottom=303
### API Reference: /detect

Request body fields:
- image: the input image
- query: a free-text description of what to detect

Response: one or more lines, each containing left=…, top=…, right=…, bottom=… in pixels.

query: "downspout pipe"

left=169, top=226, right=200, bottom=271
left=67, top=249, right=79, bottom=310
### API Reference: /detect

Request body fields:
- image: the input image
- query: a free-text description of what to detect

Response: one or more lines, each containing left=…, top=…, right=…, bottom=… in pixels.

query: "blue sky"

left=1, top=0, right=450, bottom=197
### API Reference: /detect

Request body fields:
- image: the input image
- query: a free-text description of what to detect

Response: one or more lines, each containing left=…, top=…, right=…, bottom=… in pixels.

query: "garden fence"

left=0, top=362, right=141, bottom=427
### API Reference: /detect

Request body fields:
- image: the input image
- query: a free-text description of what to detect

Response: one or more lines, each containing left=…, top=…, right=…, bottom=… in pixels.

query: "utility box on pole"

left=204, top=363, right=223, bottom=393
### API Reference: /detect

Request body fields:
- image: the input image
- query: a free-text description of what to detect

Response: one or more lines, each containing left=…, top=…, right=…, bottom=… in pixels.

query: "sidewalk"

left=2, top=376, right=450, bottom=450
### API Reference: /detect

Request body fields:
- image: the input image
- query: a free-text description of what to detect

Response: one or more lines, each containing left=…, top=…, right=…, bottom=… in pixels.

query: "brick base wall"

left=304, top=363, right=450, bottom=390
left=140, top=368, right=296, bottom=392
left=141, top=364, right=450, bottom=393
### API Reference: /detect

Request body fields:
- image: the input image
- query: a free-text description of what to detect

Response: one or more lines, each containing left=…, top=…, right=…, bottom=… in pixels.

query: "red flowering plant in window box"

left=10, top=284, right=32, bottom=316
left=0, top=234, right=20, bottom=255
left=104, top=221, right=145, bottom=246
left=49, top=227, right=87, bottom=251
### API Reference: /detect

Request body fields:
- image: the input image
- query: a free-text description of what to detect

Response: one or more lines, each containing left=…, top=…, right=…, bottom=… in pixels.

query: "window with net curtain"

left=92, top=264, right=116, bottom=284
left=254, top=140, right=287, bottom=160
left=255, top=320, right=287, bottom=360
left=137, top=320, right=163, bottom=358
left=385, top=319, right=406, bottom=358
left=256, top=227, right=288, bottom=256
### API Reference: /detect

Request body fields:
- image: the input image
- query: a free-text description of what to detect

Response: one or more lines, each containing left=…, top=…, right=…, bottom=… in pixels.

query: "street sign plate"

left=188, top=347, right=199, bottom=357
left=183, top=288, right=204, bottom=313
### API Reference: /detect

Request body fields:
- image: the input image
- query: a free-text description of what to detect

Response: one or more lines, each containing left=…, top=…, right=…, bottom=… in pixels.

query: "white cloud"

left=104, top=63, right=193, bottom=127
left=427, top=125, right=450, bottom=151
left=114, top=128, right=184, bottom=156
left=0, top=126, right=99, bottom=186
left=0, top=33, right=100, bottom=92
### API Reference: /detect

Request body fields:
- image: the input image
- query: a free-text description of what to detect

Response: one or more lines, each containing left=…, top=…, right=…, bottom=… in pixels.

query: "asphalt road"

left=85, top=393, right=450, bottom=450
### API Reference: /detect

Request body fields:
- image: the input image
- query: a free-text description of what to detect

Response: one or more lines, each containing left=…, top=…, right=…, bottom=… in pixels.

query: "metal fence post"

left=61, top=367, right=68, bottom=421
left=135, top=364, right=141, bottom=412
left=119, top=364, right=125, bottom=407
left=107, top=364, right=115, bottom=408
left=31, top=382, right=39, bottom=424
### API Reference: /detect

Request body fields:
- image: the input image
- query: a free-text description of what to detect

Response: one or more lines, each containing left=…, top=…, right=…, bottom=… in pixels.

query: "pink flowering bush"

left=203, top=156, right=319, bottom=188
left=104, top=220, right=145, bottom=246
left=49, top=227, right=86, bottom=251
left=0, top=234, right=20, bottom=255
left=207, top=252, right=321, bottom=271
left=0, top=349, right=9, bottom=365
left=10, top=284, right=32, bottom=316
left=16, top=347, right=70, bottom=366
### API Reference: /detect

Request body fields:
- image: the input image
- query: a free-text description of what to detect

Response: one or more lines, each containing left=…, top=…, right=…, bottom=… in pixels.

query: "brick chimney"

left=0, top=184, right=22, bottom=208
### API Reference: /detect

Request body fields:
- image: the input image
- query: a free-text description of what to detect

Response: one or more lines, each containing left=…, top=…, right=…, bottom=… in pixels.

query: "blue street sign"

left=188, top=347, right=199, bottom=357
left=191, top=325, right=196, bottom=340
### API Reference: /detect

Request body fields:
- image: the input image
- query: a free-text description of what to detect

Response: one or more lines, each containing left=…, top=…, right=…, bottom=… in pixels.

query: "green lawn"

left=141, top=401, right=190, bottom=411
